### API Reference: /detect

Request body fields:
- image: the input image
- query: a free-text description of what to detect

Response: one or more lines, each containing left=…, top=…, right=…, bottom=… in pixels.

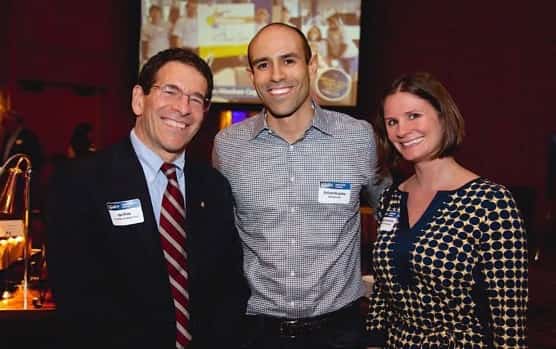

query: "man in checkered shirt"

left=213, top=23, right=389, bottom=349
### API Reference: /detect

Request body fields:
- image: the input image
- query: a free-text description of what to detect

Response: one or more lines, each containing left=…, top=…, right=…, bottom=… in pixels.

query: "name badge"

left=318, top=181, right=351, bottom=204
left=107, top=199, right=144, bottom=226
left=379, top=211, right=399, bottom=232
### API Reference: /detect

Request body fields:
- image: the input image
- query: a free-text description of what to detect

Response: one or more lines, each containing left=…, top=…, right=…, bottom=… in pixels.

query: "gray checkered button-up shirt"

left=213, top=104, right=389, bottom=318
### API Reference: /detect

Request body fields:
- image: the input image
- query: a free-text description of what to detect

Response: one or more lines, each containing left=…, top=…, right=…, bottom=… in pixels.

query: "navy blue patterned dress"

left=366, top=178, right=528, bottom=348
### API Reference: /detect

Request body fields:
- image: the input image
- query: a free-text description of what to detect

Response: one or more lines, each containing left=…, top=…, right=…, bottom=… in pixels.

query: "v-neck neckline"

left=397, top=177, right=482, bottom=232
left=399, top=191, right=448, bottom=232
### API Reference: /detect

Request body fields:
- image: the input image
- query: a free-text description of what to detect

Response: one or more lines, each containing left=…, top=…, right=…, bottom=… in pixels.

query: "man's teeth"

left=401, top=137, right=424, bottom=147
left=163, top=119, right=186, bottom=129
left=269, top=87, right=290, bottom=95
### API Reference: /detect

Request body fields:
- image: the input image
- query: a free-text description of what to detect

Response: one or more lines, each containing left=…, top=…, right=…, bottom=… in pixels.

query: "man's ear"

left=131, top=85, right=145, bottom=116
left=308, top=54, right=318, bottom=80
left=247, top=66, right=254, bottom=88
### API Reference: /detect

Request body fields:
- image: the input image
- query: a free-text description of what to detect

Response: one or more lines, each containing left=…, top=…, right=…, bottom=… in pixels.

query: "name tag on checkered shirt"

left=318, top=181, right=351, bottom=204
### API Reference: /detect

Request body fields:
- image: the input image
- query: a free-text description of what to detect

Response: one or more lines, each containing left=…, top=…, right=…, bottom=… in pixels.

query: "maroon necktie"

left=159, top=163, right=190, bottom=348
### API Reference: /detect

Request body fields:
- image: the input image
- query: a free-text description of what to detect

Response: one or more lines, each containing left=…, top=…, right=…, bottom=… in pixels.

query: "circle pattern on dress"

left=366, top=178, right=528, bottom=348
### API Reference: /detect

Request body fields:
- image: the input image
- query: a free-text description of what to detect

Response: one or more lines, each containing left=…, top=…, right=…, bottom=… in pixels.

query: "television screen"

left=140, top=0, right=362, bottom=106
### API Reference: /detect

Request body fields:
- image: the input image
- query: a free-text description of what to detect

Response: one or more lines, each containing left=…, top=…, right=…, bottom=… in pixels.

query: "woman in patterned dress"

left=366, top=72, right=528, bottom=348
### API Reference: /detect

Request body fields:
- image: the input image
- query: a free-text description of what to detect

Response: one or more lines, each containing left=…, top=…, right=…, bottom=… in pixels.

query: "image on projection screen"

left=140, top=0, right=362, bottom=106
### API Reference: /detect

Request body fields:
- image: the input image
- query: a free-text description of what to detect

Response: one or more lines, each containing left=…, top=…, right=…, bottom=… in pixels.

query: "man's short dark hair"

left=137, top=48, right=214, bottom=101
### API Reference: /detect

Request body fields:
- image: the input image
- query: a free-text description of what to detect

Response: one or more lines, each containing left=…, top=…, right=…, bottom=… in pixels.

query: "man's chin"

left=266, top=104, right=299, bottom=119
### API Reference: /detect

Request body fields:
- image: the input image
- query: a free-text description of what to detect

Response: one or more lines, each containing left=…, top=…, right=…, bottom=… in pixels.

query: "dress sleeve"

left=366, top=278, right=391, bottom=333
left=362, top=120, right=392, bottom=211
left=373, top=182, right=392, bottom=223
left=478, top=186, right=528, bottom=348
left=365, top=190, right=391, bottom=345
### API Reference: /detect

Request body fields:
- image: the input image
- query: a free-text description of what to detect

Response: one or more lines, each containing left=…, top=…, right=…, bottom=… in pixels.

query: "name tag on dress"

left=106, top=199, right=144, bottom=226
left=318, top=181, right=351, bottom=204
left=379, top=211, right=399, bottom=232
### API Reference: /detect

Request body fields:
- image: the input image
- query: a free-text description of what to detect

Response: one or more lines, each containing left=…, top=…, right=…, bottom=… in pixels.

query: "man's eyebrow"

left=280, top=52, right=301, bottom=60
left=251, top=52, right=301, bottom=66
left=251, top=56, right=270, bottom=66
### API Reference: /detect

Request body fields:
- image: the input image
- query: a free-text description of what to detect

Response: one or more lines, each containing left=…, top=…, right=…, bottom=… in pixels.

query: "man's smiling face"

left=248, top=25, right=317, bottom=119
left=132, top=61, right=208, bottom=162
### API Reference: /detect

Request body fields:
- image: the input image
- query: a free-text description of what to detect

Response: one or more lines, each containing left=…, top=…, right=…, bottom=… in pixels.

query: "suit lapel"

left=103, top=139, right=175, bottom=319
left=109, top=139, right=163, bottom=264
left=184, top=156, right=201, bottom=287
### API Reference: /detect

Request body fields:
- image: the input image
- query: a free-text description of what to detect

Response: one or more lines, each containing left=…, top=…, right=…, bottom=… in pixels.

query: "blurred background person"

left=326, top=13, right=342, bottom=31
left=171, top=0, right=199, bottom=52
left=254, top=7, right=270, bottom=32
left=324, top=25, right=358, bottom=77
left=306, top=25, right=327, bottom=67
left=280, top=5, right=295, bottom=27
left=141, top=4, right=170, bottom=65
left=66, top=122, right=96, bottom=159
left=168, top=5, right=181, bottom=38
left=0, top=109, right=44, bottom=173
left=48, top=122, right=96, bottom=191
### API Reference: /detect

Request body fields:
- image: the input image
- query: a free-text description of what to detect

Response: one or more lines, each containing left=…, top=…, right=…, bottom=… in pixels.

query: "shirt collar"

left=310, top=103, right=334, bottom=136
left=129, top=129, right=186, bottom=182
left=249, top=101, right=334, bottom=140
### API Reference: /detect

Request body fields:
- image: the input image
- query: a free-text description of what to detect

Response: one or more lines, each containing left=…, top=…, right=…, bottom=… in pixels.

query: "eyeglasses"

left=151, top=84, right=210, bottom=111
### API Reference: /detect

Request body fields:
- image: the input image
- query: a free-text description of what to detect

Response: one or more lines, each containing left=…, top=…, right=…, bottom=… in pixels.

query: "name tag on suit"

left=106, top=199, right=145, bottom=226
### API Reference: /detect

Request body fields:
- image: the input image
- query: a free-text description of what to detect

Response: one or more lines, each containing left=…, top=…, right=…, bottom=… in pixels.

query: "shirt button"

left=290, top=271, right=295, bottom=277
left=291, top=239, right=296, bottom=245
left=290, top=301, right=295, bottom=307
left=290, top=207, right=296, bottom=213
left=289, top=145, right=294, bottom=151
left=289, top=176, right=295, bottom=182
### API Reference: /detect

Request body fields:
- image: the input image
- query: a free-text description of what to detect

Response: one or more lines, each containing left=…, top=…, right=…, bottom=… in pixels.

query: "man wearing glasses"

left=46, top=48, right=249, bottom=349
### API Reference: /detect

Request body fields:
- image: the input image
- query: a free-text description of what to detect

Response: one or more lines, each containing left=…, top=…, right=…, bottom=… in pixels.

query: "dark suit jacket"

left=46, top=138, right=249, bottom=348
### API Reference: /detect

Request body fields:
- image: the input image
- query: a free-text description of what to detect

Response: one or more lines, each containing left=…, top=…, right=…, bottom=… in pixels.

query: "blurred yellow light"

left=219, top=110, right=233, bottom=130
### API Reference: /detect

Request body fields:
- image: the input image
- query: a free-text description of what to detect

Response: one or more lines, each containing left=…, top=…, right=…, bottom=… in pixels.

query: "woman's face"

left=383, top=91, right=444, bottom=164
